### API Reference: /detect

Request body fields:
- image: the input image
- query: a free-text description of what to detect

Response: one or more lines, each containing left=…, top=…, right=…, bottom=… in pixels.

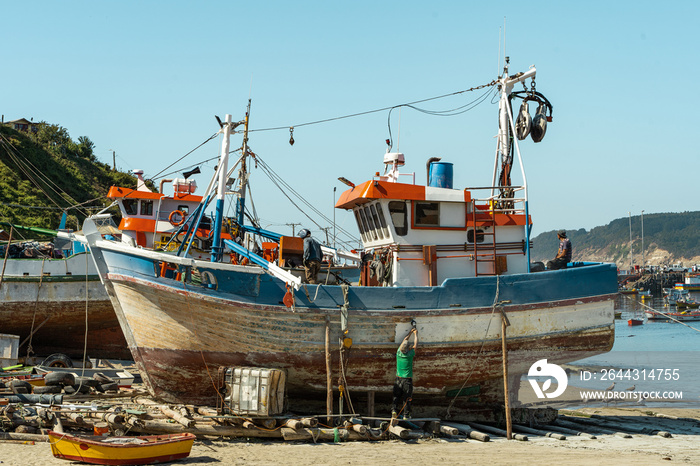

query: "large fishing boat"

left=0, top=224, right=128, bottom=360
left=84, top=61, right=618, bottom=409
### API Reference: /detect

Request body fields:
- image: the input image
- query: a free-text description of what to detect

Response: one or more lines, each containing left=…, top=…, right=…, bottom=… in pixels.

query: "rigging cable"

left=248, top=80, right=498, bottom=133
left=253, top=154, right=360, bottom=244
left=0, top=134, right=89, bottom=216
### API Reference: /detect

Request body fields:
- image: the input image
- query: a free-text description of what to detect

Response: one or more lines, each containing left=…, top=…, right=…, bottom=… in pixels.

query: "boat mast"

left=493, top=58, right=536, bottom=271
left=210, top=114, right=233, bottom=262
left=236, top=100, right=251, bottom=227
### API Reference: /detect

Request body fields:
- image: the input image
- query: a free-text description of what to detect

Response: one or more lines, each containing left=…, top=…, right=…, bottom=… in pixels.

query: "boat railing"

left=466, top=185, right=526, bottom=216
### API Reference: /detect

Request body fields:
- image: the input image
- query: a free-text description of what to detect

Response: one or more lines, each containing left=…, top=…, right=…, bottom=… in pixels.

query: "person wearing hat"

left=298, top=228, right=323, bottom=284
left=547, top=229, right=572, bottom=270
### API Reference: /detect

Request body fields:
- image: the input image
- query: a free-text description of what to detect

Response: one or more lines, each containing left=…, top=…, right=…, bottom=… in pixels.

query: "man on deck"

left=547, top=229, right=572, bottom=270
left=391, top=326, right=418, bottom=419
left=298, top=228, right=323, bottom=284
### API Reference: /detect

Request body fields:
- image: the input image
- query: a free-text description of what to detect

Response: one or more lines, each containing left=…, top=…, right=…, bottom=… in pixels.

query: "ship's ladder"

left=472, top=199, right=499, bottom=277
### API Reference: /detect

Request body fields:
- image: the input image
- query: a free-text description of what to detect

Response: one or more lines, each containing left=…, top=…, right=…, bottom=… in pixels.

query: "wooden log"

left=542, top=423, right=596, bottom=439
left=423, top=421, right=441, bottom=435
left=441, top=421, right=490, bottom=442
left=128, top=419, right=282, bottom=438
left=280, top=427, right=368, bottom=442
left=439, top=424, right=459, bottom=436
left=64, top=411, right=85, bottom=425
left=325, top=317, right=332, bottom=425
left=468, top=422, right=527, bottom=441
left=8, top=415, right=40, bottom=428
left=512, top=424, right=566, bottom=440
left=554, top=418, right=605, bottom=436
left=351, top=424, right=368, bottom=435
left=283, top=418, right=303, bottom=430
left=196, top=407, right=219, bottom=417
left=242, top=420, right=256, bottom=429
left=158, top=406, right=194, bottom=428
left=388, top=424, right=411, bottom=439
left=301, top=417, right=318, bottom=428
left=0, top=432, right=48, bottom=442
left=501, top=312, right=512, bottom=440
left=259, top=419, right=277, bottom=429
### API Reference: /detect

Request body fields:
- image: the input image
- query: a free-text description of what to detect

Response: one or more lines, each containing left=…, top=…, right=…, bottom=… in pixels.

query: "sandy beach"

left=2, top=407, right=698, bottom=466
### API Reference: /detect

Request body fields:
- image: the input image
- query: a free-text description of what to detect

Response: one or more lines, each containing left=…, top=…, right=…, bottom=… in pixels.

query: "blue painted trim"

left=210, top=198, right=225, bottom=262
left=223, top=239, right=270, bottom=270
left=239, top=225, right=282, bottom=242
left=525, top=200, right=531, bottom=273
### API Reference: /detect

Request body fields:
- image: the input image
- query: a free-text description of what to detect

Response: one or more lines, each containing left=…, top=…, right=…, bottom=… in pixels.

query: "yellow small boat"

left=48, top=431, right=195, bottom=465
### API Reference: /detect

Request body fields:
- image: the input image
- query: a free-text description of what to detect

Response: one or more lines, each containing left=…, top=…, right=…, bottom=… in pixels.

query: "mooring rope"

left=445, top=275, right=502, bottom=418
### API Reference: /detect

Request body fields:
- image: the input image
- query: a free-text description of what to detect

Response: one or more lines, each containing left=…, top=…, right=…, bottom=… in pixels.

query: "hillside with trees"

left=530, top=212, right=700, bottom=269
left=0, top=122, right=136, bottom=233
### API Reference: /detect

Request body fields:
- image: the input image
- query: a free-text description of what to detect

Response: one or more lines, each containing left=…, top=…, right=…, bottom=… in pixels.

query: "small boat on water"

left=645, top=308, right=700, bottom=322
left=675, top=298, right=700, bottom=310
left=627, top=318, right=644, bottom=326
left=48, top=431, right=195, bottom=465
left=83, top=60, right=618, bottom=408
left=674, top=273, right=700, bottom=291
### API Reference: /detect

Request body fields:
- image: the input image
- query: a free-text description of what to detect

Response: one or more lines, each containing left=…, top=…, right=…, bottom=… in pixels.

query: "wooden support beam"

left=367, top=390, right=375, bottom=417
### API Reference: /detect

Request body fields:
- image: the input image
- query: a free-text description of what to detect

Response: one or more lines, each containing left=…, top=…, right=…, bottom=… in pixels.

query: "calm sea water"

left=573, top=292, right=700, bottom=408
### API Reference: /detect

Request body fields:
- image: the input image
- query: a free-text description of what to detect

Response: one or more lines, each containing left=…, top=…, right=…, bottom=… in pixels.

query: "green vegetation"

left=531, top=212, right=700, bottom=264
left=0, top=122, right=136, bottom=231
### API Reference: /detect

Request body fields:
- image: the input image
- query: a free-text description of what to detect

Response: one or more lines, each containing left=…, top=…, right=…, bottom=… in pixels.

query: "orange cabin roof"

left=107, top=186, right=203, bottom=203
left=335, top=180, right=471, bottom=210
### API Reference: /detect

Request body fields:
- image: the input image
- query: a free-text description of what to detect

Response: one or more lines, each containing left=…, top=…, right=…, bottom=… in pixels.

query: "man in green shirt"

left=391, top=327, right=418, bottom=419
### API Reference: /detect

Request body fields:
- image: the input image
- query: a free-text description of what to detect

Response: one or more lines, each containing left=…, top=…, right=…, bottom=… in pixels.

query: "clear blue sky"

left=4, top=1, right=698, bottom=244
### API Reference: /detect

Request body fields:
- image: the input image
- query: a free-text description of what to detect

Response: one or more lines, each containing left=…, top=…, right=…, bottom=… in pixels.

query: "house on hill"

left=3, top=118, right=39, bottom=133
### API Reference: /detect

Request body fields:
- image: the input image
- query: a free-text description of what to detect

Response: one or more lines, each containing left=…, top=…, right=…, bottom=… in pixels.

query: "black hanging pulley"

left=515, top=101, right=532, bottom=140
left=530, top=102, right=548, bottom=143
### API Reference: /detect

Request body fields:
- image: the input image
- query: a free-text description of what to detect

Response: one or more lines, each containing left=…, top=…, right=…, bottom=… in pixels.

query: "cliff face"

left=530, top=212, right=700, bottom=269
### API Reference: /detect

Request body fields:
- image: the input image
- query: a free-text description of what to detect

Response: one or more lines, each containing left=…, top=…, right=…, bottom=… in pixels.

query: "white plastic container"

left=222, top=367, right=286, bottom=416
left=0, top=334, right=19, bottom=367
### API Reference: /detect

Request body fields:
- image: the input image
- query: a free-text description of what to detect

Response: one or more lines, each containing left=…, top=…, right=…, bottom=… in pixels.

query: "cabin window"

left=369, top=204, right=386, bottom=239
left=362, top=206, right=379, bottom=240
left=414, top=202, right=439, bottom=226
left=140, top=200, right=154, bottom=216
left=354, top=209, right=368, bottom=242
left=123, top=199, right=137, bottom=215
left=374, top=203, right=390, bottom=238
left=388, top=201, right=408, bottom=236
left=358, top=208, right=376, bottom=240
left=467, top=229, right=485, bottom=243
left=178, top=205, right=190, bottom=216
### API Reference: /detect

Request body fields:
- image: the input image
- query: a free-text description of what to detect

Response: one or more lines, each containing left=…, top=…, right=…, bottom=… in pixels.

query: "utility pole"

left=286, top=223, right=301, bottom=236
left=641, top=210, right=645, bottom=269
